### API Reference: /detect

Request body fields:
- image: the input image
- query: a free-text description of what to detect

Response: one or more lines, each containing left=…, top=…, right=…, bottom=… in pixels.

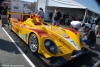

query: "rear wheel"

left=29, top=33, right=38, bottom=53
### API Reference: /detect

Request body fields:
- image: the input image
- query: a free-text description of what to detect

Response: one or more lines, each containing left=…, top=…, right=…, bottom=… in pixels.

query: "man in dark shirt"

left=52, top=7, right=62, bottom=26
left=0, top=2, right=8, bottom=27
left=82, top=26, right=96, bottom=48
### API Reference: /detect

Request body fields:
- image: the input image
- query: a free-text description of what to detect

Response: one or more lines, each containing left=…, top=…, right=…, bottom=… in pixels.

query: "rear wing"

left=7, top=10, right=31, bottom=22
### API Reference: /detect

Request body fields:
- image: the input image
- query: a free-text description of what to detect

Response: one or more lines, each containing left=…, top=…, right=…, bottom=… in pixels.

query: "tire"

left=29, top=33, right=38, bottom=53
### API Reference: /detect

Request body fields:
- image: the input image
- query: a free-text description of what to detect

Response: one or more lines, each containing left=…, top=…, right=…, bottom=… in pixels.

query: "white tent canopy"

left=47, top=0, right=86, bottom=9
left=37, top=0, right=99, bottom=21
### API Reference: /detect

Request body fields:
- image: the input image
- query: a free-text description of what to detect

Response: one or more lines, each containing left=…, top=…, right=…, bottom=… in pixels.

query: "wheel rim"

left=29, top=34, right=38, bottom=52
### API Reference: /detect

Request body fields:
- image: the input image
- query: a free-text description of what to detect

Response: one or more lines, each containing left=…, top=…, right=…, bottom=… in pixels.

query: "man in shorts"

left=1, top=2, right=8, bottom=27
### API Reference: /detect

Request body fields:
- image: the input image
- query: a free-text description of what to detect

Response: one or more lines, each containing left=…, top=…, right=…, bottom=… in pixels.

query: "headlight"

left=44, top=39, right=58, bottom=54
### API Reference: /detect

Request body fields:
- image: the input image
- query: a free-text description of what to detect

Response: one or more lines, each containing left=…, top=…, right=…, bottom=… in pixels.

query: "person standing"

left=52, top=7, right=62, bottom=26
left=1, top=2, right=8, bottom=27
left=38, top=7, right=44, bottom=19
left=62, top=13, right=67, bottom=25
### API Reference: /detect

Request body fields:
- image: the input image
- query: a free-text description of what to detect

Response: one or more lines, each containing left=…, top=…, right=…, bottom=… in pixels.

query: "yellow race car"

left=8, top=14, right=89, bottom=67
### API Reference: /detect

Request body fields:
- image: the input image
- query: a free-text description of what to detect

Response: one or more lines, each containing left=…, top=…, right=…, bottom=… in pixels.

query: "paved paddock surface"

left=0, top=21, right=100, bottom=67
left=0, top=22, right=36, bottom=67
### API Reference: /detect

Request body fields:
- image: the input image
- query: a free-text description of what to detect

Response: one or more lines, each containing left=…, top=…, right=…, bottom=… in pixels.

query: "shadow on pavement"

left=91, top=44, right=100, bottom=52
left=0, top=62, right=2, bottom=67
left=64, top=52, right=99, bottom=67
left=0, top=38, right=20, bottom=54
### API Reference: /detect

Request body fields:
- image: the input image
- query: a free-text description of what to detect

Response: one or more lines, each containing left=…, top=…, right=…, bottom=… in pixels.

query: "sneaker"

left=89, top=44, right=95, bottom=49
left=89, top=45, right=93, bottom=49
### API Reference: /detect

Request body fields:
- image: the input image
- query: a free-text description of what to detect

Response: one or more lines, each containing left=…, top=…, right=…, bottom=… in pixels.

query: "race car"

left=8, top=14, right=89, bottom=67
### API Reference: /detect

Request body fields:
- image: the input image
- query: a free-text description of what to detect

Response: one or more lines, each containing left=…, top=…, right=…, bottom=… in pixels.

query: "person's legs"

left=1, top=18, right=4, bottom=27
left=4, top=18, right=9, bottom=26
left=55, top=20, right=60, bottom=26
left=83, top=39, right=92, bottom=48
left=83, top=39, right=91, bottom=45
left=63, top=19, right=65, bottom=25
left=52, top=20, right=56, bottom=25
left=1, top=15, right=4, bottom=27
left=1, top=15, right=8, bottom=27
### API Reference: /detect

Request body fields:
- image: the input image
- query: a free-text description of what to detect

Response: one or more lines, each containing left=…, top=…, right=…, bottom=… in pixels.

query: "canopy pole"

left=83, top=8, right=88, bottom=23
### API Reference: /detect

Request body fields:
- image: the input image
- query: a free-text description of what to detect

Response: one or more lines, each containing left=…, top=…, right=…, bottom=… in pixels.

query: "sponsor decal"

left=69, top=39, right=80, bottom=50
left=62, top=34, right=70, bottom=38
left=51, top=34, right=58, bottom=39
left=23, top=34, right=27, bottom=41
left=59, top=39, right=72, bottom=50
left=70, top=41, right=77, bottom=46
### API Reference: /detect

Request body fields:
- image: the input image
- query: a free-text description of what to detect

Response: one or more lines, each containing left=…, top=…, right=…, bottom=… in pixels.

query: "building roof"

left=47, top=0, right=86, bottom=9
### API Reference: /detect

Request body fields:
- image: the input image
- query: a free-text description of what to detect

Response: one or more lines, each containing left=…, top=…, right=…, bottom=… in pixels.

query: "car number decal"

left=23, top=34, right=27, bottom=41
left=70, top=41, right=77, bottom=46
left=65, top=38, right=80, bottom=50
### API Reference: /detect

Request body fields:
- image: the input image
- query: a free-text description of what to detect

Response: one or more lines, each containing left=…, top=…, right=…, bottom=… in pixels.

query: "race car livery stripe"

left=29, top=28, right=49, bottom=37
left=64, top=28, right=78, bottom=35
left=14, top=23, right=20, bottom=27
left=12, top=27, right=19, bottom=32
left=49, top=30, right=80, bottom=50
left=11, top=18, right=18, bottom=22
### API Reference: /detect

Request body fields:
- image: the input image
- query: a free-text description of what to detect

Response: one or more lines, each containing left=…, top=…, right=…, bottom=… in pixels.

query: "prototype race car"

left=8, top=14, right=89, bottom=67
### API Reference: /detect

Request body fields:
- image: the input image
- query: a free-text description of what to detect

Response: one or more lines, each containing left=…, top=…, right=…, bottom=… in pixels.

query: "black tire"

left=29, top=33, right=38, bottom=53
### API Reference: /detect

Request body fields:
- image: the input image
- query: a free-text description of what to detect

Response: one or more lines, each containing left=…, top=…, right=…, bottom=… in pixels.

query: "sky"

left=22, top=0, right=100, bottom=14
left=74, top=0, right=100, bottom=14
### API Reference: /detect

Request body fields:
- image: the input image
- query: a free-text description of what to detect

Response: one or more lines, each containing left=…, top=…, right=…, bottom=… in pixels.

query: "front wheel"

left=29, top=33, right=38, bottom=53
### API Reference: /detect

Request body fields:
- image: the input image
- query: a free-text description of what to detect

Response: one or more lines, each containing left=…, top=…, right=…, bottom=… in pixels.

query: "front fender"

left=39, top=35, right=72, bottom=59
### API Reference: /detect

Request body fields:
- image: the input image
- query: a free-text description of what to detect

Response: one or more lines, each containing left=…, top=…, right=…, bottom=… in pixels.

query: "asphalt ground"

left=0, top=22, right=34, bottom=67
left=0, top=21, right=100, bottom=67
